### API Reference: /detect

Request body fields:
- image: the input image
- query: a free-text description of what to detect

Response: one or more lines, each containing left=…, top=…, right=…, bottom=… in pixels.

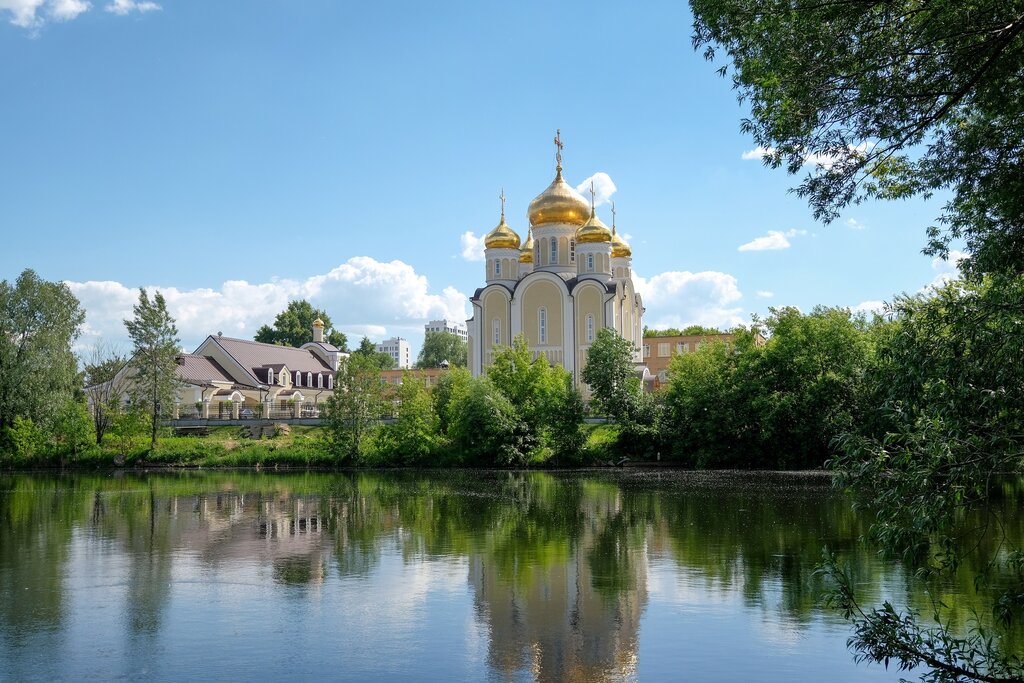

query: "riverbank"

left=0, top=423, right=626, bottom=470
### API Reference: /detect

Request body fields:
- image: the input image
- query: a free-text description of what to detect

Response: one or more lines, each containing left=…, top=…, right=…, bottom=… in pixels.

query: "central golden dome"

left=484, top=213, right=521, bottom=250
left=527, top=170, right=591, bottom=227
left=576, top=209, right=612, bottom=244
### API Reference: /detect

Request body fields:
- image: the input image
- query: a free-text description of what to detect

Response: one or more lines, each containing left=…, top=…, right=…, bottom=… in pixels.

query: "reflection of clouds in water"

left=645, top=561, right=742, bottom=609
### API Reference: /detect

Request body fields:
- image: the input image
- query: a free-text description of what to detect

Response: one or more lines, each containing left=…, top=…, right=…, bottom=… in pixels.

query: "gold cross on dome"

left=554, top=129, right=564, bottom=169
left=611, top=201, right=617, bottom=232
left=589, top=180, right=596, bottom=209
left=499, top=188, right=506, bottom=217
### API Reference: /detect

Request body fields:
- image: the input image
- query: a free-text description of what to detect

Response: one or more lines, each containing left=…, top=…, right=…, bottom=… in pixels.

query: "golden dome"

left=611, top=226, right=632, bottom=258
left=484, top=213, right=521, bottom=250
left=576, top=209, right=612, bottom=244
left=519, top=228, right=535, bottom=263
left=527, top=170, right=591, bottom=227
left=312, top=317, right=325, bottom=328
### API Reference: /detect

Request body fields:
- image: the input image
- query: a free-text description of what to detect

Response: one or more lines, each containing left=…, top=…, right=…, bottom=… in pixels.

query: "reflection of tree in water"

left=3, top=470, right=1024, bottom=678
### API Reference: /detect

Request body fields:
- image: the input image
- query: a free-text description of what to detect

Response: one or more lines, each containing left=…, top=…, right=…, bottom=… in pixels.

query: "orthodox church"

left=467, top=132, right=645, bottom=386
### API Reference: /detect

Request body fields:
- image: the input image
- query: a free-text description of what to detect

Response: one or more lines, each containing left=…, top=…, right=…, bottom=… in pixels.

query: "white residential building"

left=376, top=337, right=412, bottom=369
left=425, top=319, right=468, bottom=342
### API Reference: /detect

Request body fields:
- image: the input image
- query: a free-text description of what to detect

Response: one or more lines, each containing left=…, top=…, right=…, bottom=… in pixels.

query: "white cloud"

left=634, top=270, right=745, bottom=330
left=756, top=290, right=774, bottom=299
left=66, top=256, right=469, bottom=353
left=575, top=172, right=617, bottom=207
left=1, top=0, right=89, bottom=27
left=845, top=218, right=866, bottom=230
left=460, top=231, right=486, bottom=262
left=738, top=229, right=806, bottom=252
left=105, top=0, right=158, bottom=14
left=851, top=300, right=886, bottom=315
left=741, top=143, right=873, bottom=171
left=926, top=249, right=967, bottom=289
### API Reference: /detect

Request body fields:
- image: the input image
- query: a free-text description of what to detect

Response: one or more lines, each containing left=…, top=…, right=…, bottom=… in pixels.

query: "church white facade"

left=467, top=133, right=645, bottom=386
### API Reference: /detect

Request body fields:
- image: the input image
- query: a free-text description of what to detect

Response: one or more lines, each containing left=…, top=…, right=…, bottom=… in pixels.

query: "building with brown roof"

left=642, top=331, right=765, bottom=389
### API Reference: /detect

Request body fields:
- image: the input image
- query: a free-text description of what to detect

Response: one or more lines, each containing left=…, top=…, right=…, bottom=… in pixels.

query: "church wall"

left=482, top=289, right=511, bottom=359
left=520, top=280, right=564, bottom=348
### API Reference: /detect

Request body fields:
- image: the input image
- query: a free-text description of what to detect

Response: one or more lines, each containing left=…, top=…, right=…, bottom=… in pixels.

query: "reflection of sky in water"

left=0, top=472, right=934, bottom=682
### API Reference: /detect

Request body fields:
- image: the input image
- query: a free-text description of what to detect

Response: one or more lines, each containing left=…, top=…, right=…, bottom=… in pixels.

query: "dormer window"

left=296, top=372, right=302, bottom=387
left=267, top=369, right=274, bottom=384
left=317, top=373, right=323, bottom=388
left=307, top=372, right=313, bottom=386
left=328, top=375, right=333, bottom=390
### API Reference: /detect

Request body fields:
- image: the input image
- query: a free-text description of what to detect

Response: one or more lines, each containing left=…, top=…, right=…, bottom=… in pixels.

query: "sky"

left=0, top=0, right=960, bottom=358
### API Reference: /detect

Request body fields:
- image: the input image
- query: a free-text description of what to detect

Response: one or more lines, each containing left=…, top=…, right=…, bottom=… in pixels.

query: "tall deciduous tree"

left=416, top=331, right=467, bottom=368
left=254, top=300, right=348, bottom=350
left=352, top=336, right=396, bottom=370
left=0, top=269, right=84, bottom=433
left=323, top=353, right=386, bottom=460
left=125, top=289, right=180, bottom=449
left=83, top=343, right=130, bottom=445
left=581, top=328, right=640, bottom=420
left=691, top=0, right=1024, bottom=279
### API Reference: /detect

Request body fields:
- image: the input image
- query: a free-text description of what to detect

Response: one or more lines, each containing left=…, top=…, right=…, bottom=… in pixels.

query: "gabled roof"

left=210, top=336, right=333, bottom=379
left=176, top=354, right=237, bottom=386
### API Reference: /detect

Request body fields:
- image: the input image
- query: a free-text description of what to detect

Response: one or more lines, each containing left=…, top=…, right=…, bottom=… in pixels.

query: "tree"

left=83, top=343, right=130, bottom=445
left=254, top=300, right=348, bottom=350
left=0, top=269, right=84, bottom=434
left=447, top=377, right=535, bottom=467
left=375, top=373, right=441, bottom=464
left=643, top=325, right=723, bottom=337
left=323, top=353, right=386, bottom=460
left=352, top=336, right=396, bottom=370
left=124, top=289, right=180, bottom=449
left=416, top=331, right=467, bottom=368
left=692, top=0, right=1024, bottom=279
left=581, top=328, right=640, bottom=420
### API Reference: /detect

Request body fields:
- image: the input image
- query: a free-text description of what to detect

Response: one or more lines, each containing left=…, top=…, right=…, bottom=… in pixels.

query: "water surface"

left=0, top=470, right=1003, bottom=681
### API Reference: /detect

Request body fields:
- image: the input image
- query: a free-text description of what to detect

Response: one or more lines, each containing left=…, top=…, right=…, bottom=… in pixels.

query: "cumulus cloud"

left=1, top=0, right=89, bottom=27
left=741, top=143, right=873, bottom=171
left=845, top=218, right=866, bottom=230
left=575, top=172, right=617, bottom=207
left=926, top=249, right=967, bottom=289
left=634, top=270, right=745, bottom=330
left=850, top=300, right=886, bottom=315
left=738, top=228, right=806, bottom=252
left=460, top=231, right=486, bottom=262
left=105, top=0, right=158, bottom=14
left=66, top=256, right=469, bottom=353
left=756, top=290, right=774, bottom=299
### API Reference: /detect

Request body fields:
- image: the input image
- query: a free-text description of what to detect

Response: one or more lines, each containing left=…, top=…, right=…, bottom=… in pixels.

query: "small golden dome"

left=611, top=226, right=632, bottom=258
left=519, top=228, right=535, bottom=263
left=484, top=213, right=521, bottom=250
left=527, top=170, right=591, bottom=227
left=312, top=317, right=325, bottom=328
left=576, top=209, right=612, bottom=244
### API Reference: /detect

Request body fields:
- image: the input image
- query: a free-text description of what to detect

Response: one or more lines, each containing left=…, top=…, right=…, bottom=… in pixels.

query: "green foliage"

left=1, top=416, right=47, bottom=465
left=432, top=366, right=472, bottom=436
left=375, top=373, right=441, bottom=465
left=109, top=409, right=149, bottom=463
left=0, top=269, right=85, bottom=432
left=581, top=328, right=640, bottom=420
left=84, top=345, right=129, bottom=445
left=125, top=289, right=181, bottom=449
left=254, top=299, right=348, bottom=350
left=447, top=378, right=535, bottom=467
left=417, top=331, right=467, bottom=368
left=50, top=399, right=94, bottom=460
left=323, top=353, right=385, bottom=460
left=663, top=307, right=871, bottom=468
left=546, top=385, right=586, bottom=464
left=352, top=336, right=396, bottom=370
left=643, top=325, right=723, bottom=337
left=691, top=0, right=1024, bottom=279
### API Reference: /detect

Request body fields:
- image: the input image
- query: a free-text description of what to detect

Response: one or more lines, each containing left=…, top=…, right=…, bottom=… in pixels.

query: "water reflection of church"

left=468, top=498, right=648, bottom=681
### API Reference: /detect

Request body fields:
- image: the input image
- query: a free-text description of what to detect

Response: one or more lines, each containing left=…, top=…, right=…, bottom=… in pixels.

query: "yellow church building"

left=467, top=132, right=645, bottom=386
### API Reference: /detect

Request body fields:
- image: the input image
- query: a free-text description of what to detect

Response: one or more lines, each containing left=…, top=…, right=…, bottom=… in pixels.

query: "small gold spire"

left=611, top=201, right=617, bottom=234
left=499, top=187, right=506, bottom=219
left=553, top=129, right=564, bottom=175
left=588, top=180, right=596, bottom=215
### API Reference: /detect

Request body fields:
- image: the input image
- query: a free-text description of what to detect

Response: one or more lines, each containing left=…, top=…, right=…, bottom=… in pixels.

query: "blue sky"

left=0, top=0, right=958, bottom=356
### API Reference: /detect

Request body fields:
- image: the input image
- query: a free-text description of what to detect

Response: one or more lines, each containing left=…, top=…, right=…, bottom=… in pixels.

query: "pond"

left=0, top=470, right=1012, bottom=681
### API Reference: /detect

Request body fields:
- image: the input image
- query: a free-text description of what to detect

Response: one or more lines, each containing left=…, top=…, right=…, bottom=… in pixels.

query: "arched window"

left=328, top=375, right=333, bottom=390
left=539, top=307, right=547, bottom=344
left=492, top=318, right=500, bottom=345
left=587, top=253, right=594, bottom=272
left=534, top=241, right=540, bottom=264
left=586, top=314, right=594, bottom=343
left=569, top=239, right=576, bottom=263
left=494, top=259, right=501, bottom=277
left=318, top=373, right=323, bottom=388
left=307, top=372, right=313, bottom=386
left=296, top=371, right=302, bottom=387
left=549, top=238, right=557, bottom=265
left=267, top=369, right=274, bottom=385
